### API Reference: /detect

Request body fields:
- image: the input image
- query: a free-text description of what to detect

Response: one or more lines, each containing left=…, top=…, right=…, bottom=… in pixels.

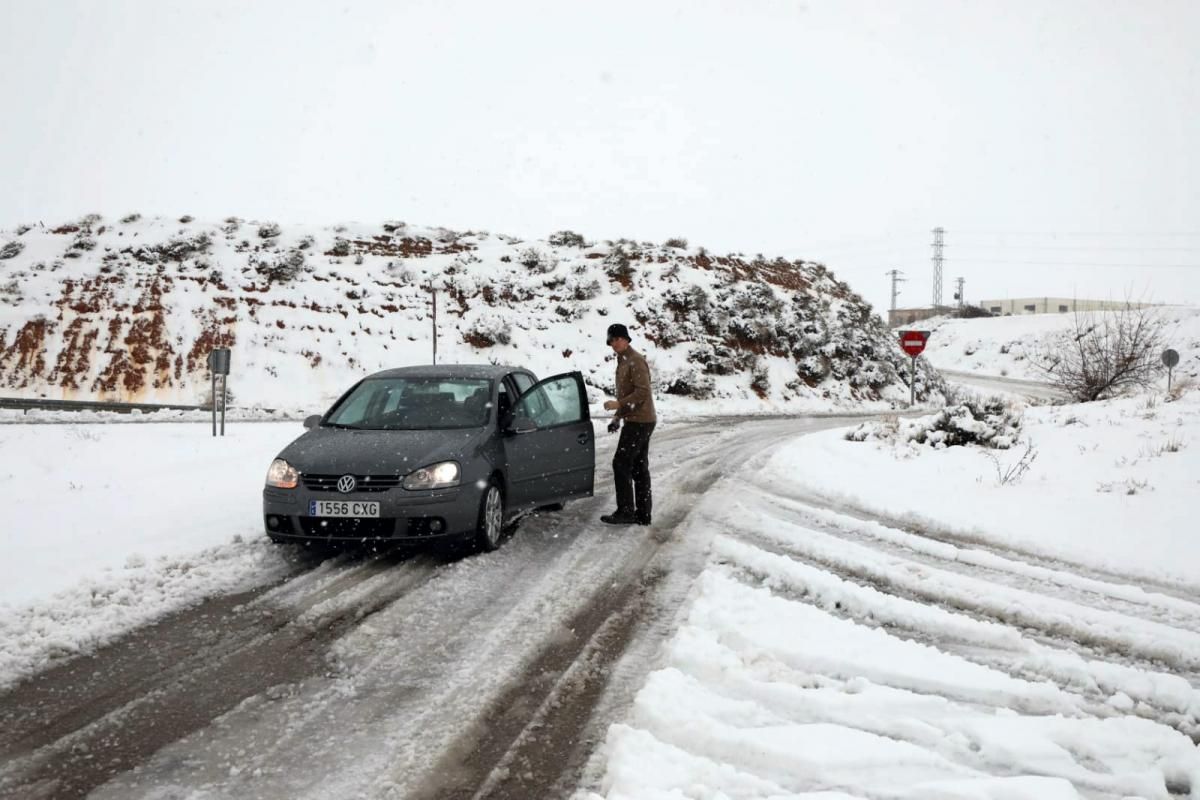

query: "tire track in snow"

left=0, top=552, right=442, bottom=800
left=708, top=500, right=1200, bottom=745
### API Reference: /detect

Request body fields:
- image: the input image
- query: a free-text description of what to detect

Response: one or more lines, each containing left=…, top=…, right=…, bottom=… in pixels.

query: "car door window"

left=512, top=373, right=535, bottom=396
left=512, top=373, right=584, bottom=429
left=497, top=379, right=515, bottom=426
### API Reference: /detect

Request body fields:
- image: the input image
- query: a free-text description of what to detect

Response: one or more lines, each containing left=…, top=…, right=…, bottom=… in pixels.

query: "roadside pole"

left=898, top=330, right=931, bottom=407
left=910, top=355, right=917, bottom=407
left=431, top=285, right=438, bottom=365
left=208, top=348, right=231, bottom=437
left=1163, top=348, right=1179, bottom=392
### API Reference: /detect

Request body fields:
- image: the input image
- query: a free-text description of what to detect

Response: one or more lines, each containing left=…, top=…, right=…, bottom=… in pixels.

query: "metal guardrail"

left=0, top=397, right=211, bottom=414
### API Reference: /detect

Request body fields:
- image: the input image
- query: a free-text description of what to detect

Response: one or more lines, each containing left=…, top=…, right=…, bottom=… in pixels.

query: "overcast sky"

left=3, top=0, right=1198, bottom=314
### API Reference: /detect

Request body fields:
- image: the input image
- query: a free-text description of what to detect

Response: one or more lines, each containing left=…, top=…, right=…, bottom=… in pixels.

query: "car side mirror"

left=508, top=415, right=537, bottom=435
left=303, top=414, right=322, bottom=429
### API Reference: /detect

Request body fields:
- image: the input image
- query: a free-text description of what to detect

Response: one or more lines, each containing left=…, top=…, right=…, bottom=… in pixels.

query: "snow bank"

left=0, top=420, right=300, bottom=687
left=762, top=387, right=1200, bottom=592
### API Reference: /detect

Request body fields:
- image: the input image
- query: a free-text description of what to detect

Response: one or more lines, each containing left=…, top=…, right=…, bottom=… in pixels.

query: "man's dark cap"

left=606, top=323, right=631, bottom=342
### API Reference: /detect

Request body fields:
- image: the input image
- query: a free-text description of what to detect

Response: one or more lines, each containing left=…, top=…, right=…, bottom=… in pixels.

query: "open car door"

left=503, top=371, right=595, bottom=510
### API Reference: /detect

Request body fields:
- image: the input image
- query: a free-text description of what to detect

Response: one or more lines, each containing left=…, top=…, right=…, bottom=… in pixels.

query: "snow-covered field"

left=586, top=385, right=1200, bottom=799
left=923, top=305, right=1200, bottom=386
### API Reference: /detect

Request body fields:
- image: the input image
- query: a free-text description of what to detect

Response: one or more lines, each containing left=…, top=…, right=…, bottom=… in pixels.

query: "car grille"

left=301, top=473, right=402, bottom=493
left=297, top=517, right=397, bottom=538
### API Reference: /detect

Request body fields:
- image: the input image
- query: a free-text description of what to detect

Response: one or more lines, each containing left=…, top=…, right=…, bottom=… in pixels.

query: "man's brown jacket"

left=614, top=346, right=657, bottom=423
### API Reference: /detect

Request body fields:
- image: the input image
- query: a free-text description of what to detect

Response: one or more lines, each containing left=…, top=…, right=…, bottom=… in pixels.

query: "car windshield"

left=325, top=377, right=492, bottom=430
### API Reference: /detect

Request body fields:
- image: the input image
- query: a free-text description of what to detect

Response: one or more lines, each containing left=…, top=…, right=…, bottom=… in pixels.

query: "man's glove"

left=607, top=419, right=621, bottom=434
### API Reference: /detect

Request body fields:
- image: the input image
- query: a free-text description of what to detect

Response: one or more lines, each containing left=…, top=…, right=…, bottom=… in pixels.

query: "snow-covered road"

left=0, top=416, right=867, bottom=800
left=3, top=410, right=1198, bottom=800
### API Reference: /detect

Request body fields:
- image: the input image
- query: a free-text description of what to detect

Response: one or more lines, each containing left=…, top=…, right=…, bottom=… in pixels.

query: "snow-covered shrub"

left=554, top=303, right=585, bottom=322
left=604, top=246, right=636, bottom=288
left=750, top=359, right=770, bottom=396
left=548, top=230, right=587, bottom=247
left=69, top=234, right=97, bottom=252
left=179, top=214, right=194, bottom=223
left=382, top=220, right=406, bottom=233
left=148, top=233, right=211, bottom=262
left=567, top=277, right=602, bottom=301
left=120, top=212, right=142, bottom=224
left=0, top=278, right=22, bottom=304
left=663, top=367, right=716, bottom=399
left=664, top=237, right=688, bottom=249
left=328, top=237, right=353, bottom=257
left=663, top=285, right=709, bottom=318
left=846, top=396, right=1022, bottom=449
left=257, top=222, right=281, bottom=239
left=255, top=249, right=306, bottom=283
left=518, top=247, right=556, bottom=273
left=723, top=283, right=783, bottom=349
left=692, top=343, right=753, bottom=376
left=464, top=312, right=512, bottom=347
left=0, top=241, right=23, bottom=259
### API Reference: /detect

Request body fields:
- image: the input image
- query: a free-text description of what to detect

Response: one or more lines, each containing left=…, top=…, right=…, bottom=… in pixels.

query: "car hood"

left=278, top=427, right=489, bottom=476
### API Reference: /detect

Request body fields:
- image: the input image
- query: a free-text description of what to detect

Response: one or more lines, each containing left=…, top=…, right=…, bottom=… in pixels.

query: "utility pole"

left=931, top=227, right=945, bottom=308
left=886, top=269, right=906, bottom=311
left=954, top=276, right=965, bottom=309
left=430, top=285, right=438, bottom=365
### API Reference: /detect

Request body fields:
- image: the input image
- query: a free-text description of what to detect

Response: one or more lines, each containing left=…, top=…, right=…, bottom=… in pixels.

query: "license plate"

left=308, top=500, right=381, bottom=518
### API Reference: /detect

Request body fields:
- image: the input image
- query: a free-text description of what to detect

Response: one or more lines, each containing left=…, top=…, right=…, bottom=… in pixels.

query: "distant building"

left=888, top=306, right=950, bottom=327
left=979, top=298, right=1153, bottom=316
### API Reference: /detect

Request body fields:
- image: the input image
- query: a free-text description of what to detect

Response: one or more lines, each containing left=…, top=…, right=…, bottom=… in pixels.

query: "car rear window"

left=326, top=378, right=492, bottom=430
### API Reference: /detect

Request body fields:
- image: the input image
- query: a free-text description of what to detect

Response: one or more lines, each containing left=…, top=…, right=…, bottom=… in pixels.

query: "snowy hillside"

left=0, top=215, right=941, bottom=413
left=922, top=306, right=1200, bottom=385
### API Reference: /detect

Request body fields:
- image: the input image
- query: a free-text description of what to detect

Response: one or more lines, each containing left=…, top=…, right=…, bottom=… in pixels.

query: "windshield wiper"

left=323, top=422, right=361, bottom=430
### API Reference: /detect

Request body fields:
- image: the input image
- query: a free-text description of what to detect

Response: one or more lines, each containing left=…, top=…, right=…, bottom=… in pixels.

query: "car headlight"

left=266, top=459, right=299, bottom=489
left=403, top=461, right=460, bottom=490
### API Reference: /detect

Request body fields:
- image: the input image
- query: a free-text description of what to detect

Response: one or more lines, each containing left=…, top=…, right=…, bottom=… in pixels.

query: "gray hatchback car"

left=263, top=365, right=595, bottom=550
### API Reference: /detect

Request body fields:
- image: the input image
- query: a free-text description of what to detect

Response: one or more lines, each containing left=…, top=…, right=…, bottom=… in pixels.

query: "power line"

left=948, top=244, right=1200, bottom=252
left=950, top=258, right=1200, bottom=269
left=950, top=230, right=1200, bottom=237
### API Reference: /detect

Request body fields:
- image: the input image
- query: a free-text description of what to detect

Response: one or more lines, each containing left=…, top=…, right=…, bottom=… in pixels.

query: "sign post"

left=898, top=330, right=930, bottom=406
left=208, top=348, right=231, bottom=437
left=1163, top=348, right=1180, bottom=392
left=430, top=285, right=438, bottom=366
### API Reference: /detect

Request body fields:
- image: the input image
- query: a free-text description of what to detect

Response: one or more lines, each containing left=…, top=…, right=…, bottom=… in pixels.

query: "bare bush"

left=1036, top=304, right=1166, bottom=402
left=257, top=222, right=282, bottom=239
left=983, top=440, right=1038, bottom=485
left=0, top=241, right=24, bottom=259
left=664, top=237, right=688, bottom=249
left=120, top=212, right=142, bottom=224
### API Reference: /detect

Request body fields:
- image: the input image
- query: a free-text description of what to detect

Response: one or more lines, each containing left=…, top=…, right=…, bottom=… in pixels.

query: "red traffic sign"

left=899, top=330, right=930, bottom=358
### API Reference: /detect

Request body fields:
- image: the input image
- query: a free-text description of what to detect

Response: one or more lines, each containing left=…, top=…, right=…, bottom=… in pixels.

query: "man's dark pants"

left=613, top=421, right=655, bottom=522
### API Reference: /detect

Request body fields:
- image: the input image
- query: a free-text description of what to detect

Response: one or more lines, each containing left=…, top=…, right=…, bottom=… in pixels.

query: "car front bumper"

left=262, top=483, right=482, bottom=542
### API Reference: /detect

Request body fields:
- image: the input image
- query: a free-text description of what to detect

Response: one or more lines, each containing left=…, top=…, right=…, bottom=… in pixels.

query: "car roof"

left=365, top=364, right=528, bottom=381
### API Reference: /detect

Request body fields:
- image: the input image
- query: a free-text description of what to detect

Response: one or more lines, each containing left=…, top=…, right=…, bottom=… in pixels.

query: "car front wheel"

left=475, top=481, right=505, bottom=551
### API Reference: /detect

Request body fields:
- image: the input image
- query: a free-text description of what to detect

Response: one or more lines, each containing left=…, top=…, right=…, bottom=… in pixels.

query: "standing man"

left=600, top=323, right=657, bottom=526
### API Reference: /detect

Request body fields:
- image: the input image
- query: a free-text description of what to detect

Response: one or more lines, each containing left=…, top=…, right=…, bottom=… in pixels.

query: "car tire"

left=475, top=481, right=505, bottom=552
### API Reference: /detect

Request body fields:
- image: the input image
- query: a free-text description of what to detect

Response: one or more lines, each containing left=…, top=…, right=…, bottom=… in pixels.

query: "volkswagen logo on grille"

left=337, top=475, right=357, bottom=494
